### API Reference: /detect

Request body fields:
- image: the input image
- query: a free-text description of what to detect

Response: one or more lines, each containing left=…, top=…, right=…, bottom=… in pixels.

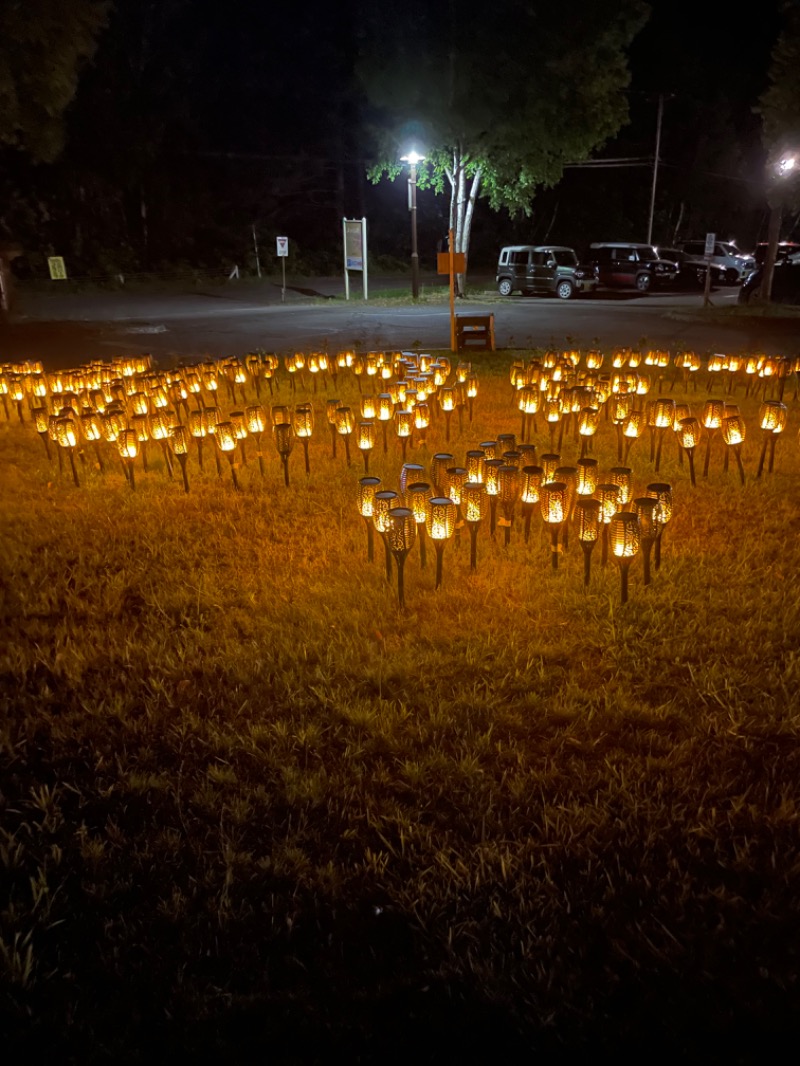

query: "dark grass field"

left=2, top=349, right=800, bottom=1062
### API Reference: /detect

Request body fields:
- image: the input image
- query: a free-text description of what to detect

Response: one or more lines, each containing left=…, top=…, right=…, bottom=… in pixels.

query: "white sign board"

left=276, top=236, right=289, bottom=257
left=704, top=233, right=715, bottom=257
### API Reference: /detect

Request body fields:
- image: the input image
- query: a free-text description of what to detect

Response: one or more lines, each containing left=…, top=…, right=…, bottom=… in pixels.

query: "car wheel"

left=497, top=278, right=513, bottom=297
left=556, top=280, right=574, bottom=300
left=635, top=273, right=651, bottom=293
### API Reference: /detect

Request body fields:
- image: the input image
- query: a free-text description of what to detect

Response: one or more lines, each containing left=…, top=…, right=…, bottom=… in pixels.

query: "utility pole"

left=647, top=93, right=664, bottom=246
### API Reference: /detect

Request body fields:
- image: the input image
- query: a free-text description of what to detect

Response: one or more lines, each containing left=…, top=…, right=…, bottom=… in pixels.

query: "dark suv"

left=589, top=242, right=678, bottom=292
left=496, top=245, right=597, bottom=299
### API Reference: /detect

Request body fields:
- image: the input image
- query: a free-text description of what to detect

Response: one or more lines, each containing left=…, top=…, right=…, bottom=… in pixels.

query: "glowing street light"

left=400, top=149, right=425, bottom=299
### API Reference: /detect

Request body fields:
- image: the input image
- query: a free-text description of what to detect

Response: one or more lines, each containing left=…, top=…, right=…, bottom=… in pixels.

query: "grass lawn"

left=1, top=349, right=799, bottom=1062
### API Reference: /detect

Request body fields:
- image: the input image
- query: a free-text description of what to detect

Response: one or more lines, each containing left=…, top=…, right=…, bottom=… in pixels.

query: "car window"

left=510, top=251, right=529, bottom=265
left=683, top=243, right=703, bottom=255
left=635, top=245, right=658, bottom=261
left=553, top=250, right=577, bottom=266
left=530, top=251, right=547, bottom=266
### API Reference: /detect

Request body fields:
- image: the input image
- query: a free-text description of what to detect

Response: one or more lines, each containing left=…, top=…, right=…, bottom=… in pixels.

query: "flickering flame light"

left=274, top=421, right=295, bottom=486
left=387, top=507, right=416, bottom=607
left=425, top=496, right=456, bottom=590
left=575, top=497, right=601, bottom=586
left=633, top=497, right=662, bottom=586
left=541, top=480, right=568, bottom=570
left=609, top=511, right=640, bottom=604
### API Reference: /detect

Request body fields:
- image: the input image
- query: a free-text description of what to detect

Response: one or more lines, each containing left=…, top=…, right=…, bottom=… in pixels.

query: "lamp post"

left=401, top=150, right=425, bottom=299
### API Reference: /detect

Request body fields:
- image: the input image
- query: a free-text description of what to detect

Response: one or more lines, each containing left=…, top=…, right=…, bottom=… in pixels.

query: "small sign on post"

left=342, top=218, right=368, bottom=300
left=703, top=232, right=715, bottom=307
left=48, top=256, right=67, bottom=280
left=276, top=236, right=288, bottom=302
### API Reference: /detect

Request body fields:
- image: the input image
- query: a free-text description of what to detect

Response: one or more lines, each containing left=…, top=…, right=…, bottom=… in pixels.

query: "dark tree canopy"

left=0, top=0, right=108, bottom=162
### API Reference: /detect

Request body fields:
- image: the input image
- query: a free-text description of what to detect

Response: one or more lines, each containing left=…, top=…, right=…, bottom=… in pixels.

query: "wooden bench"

left=455, top=313, right=495, bottom=352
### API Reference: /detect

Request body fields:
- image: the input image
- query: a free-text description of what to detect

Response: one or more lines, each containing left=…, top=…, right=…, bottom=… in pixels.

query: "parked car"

left=738, top=251, right=800, bottom=305
left=657, top=247, right=727, bottom=288
left=589, top=242, right=678, bottom=292
left=753, top=241, right=800, bottom=265
left=495, top=245, right=597, bottom=299
left=677, top=240, right=754, bottom=283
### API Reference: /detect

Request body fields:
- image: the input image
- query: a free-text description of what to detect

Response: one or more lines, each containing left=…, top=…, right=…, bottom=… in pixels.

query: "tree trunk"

left=447, top=145, right=481, bottom=297
left=761, top=202, right=782, bottom=303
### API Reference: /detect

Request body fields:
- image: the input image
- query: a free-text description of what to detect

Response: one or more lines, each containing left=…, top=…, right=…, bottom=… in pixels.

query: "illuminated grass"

left=1, top=353, right=799, bottom=1059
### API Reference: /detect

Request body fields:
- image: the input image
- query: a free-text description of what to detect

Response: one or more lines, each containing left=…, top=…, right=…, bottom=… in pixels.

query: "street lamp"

left=401, top=150, right=425, bottom=299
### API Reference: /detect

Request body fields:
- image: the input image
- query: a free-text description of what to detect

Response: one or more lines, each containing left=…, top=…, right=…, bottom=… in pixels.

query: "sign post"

left=276, top=236, right=288, bottom=301
left=342, top=218, right=368, bottom=300
left=437, top=231, right=465, bottom=352
left=703, top=232, right=715, bottom=307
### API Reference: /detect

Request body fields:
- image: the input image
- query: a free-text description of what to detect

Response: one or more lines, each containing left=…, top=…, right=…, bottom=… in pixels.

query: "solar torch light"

left=653, top=398, right=675, bottom=472
left=439, top=386, right=455, bottom=442
left=497, top=464, right=520, bottom=547
left=445, top=466, right=467, bottom=542
left=554, top=465, right=578, bottom=549
left=188, top=409, right=206, bottom=472
left=540, top=452, right=561, bottom=485
left=274, top=421, right=295, bottom=487
left=400, top=462, right=425, bottom=495
left=56, top=417, right=81, bottom=487
left=394, top=408, right=413, bottom=462
left=293, top=402, right=314, bottom=475
left=701, top=398, right=725, bottom=478
left=465, top=449, right=486, bottom=485
left=215, top=421, right=240, bottom=490
left=633, top=496, right=662, bottom=587
left=335, top=405, right=355, bottom=466
left=203, top=406, right=224, bottom=477
left=462, top=480, right=488, bottom=570
left=576, top=457, right=599, bottom=498
left=575, top=497, right=601, bottom=587
left=609, top=512, right=640, bottom=605
left=377, top=393, right=393, bottom=454
left=387, top=507, right=416, bottom=609
left=230, top=410, right=249, bottom=466
left=722, top=414, right=746, bottom=485
left=426, top=496, right=457, bottom=590
left=414, top=402, right=431, bottom=449
left=609, top=466, right=633, bottom=511
left=518, top=384, right=538, bottom=444
left=357, top=420, right=376, bottom=473
left=646, top=482, right=673, bottom=571
left=9, top=377, right=25, bottom=422
left=622, top=409, right=643, bottom=463
left=0, top=374, right=9, bottom=420
left=361, top=395, right=377, bottom=420
left=170, top=425, right=191, bottom=492
left=757, top=400, right=788, bottom=477
left=373, top=489, right=399, bottom=582
left=596, top=482, right=620, bottom=567
left=33, top=406, right=52, bottom=459
left=357, top=475, right=382, bottom=563
left=678, top=416, right=700, bottom=487
left=431, top=452, right=454, bottom=496
left=541, top=480, right=568, bottom=570
left=326, top=398, right=341, bottom=459
left=132, top=413, right=150, bottom=473
left=466, top=373, right=478, bottom=422
left=611, top=393, right=632, bottom=460
left=520, top=464, right=544, bottom=543
left=577, top=405, right=600, bottom=458
left=246, top=404, right=268, bottom=477
left=149, top=411, right=173, bottom=478
left=406, top=481, right=433, bottom=569
left=117, top=428, right=139, bottom=490
left=484, top=457, right=503, bottom=539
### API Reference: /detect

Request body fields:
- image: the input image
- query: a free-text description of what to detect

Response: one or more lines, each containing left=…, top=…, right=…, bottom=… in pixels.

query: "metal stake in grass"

left=633, top=496, right=661, bottom=587
left=373, top=490, right=399, bottom=582
left=519, top=465, right=543, bottom=544
left=170, top=425, right=191, bottom=493
left=575, top=498, right=600, bottom=586
left=646, top=482, right=673, bottom=571
left=541, top=481, right=567, bottom=570
left=426, top=496, right=456, bottom=590
left=117, top=429, right=139, bottom=491
left=357, top=476, right=382, bottom=563
left=273, top=421, right=294, bottom=487
left=756, top=400, right=788, bottom=477
left=722, top=414, right=746, bottom=485
left=356, top=420, right=376, bottom=473
left=387, top=507, right=416, bottom=608
left=56, top=417, right=81, bottom=487
left=216, top=421, right=240, bottom=490
left=678, top=416, right=700, bottom=487
left=406, top=482, right=432, bottom=569
left=293, top=402, right=314, bottom=475
left=610, top=511, right=640, bottom=605
left=596, top=483, right=620, bottom=567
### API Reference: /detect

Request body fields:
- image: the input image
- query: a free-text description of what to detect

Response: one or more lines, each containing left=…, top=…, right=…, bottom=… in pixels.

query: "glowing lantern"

left=678, top=416, right=700, bottom=487
left=484, top=458, right=503, bottom=539
left=117, top=428, right=139, bottom=490
left=292, top=403, right=314, bottom=475
left=406, top=481, right=433, bottom=569
left=541, top=481, right=568, bottom=570
left=246, top=404, right=268, bottom=477
left=357, top=475, right=382, bottom=562
left=633, top=497, right=662, bottom=587
left=575, top=497, right=601, bottom=586
left=609, top=512, right=640, bottom=605
left=646, top=482, right=673, bottom=571
left=757, top=400, right=788, bottom=477
left=722, top=414, right=746, bottom=485
left=386, top=507, right=416, bottom=608
left=462, top=480, right=487, bottom=570
left=431, top=453, right=454, bottom=496
left=425, top=497, right=457, bottom=590
left=56, top=417, right=81, bottom=486
left=373, top=489, right=399, bottom=582
left=273, top=421, right=295, bottom=487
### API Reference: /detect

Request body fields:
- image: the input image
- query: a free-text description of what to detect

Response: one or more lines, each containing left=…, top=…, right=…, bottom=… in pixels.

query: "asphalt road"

left=1, top=275, right=798, bottom=370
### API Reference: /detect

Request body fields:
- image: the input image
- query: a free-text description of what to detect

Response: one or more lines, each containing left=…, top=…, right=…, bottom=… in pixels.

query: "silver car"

left=678, top=240, right=755, bottom=283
